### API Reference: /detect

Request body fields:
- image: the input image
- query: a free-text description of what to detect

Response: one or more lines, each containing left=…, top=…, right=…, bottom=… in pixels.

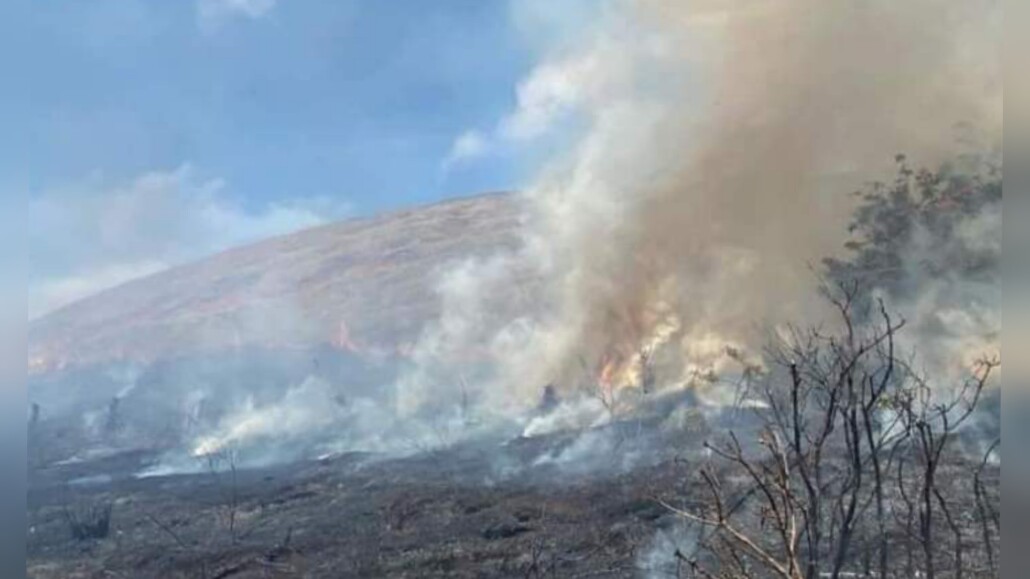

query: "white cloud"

left=441, top=57, right=588, bottom=172
left=442, top=130, right=490, bottom=169
left=197, top=0, right=276, bottom=31
left=441, top=2, right=621, bottom=172
left=28, top=165, right=349, bottom=319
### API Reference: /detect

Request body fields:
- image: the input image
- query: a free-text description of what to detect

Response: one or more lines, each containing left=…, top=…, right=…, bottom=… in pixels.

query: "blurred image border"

left=1003, top=0, right=1028, bottom=574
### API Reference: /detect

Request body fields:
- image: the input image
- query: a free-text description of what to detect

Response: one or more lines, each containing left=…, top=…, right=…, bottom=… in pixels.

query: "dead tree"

left=204, top=447, right=241, bottom=545
left=538, top=383, right=559, bottom=414
left=972, top=439, right=1000, bottom=576
left=104, top=396, right=123, bottom=439
left=662, top=283, right=998, bottom=579
left=640, top=347, right=656, bottom=395
left=893, top=357, right=996, bottom=579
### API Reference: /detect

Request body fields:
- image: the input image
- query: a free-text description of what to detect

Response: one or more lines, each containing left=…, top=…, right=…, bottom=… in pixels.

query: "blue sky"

left=16, top=0, right=602, bottom=317
left=17, top=1, right=529, bottom=207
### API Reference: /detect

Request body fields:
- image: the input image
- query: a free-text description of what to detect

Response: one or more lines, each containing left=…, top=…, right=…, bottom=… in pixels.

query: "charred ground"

left=27, top=161, right=1004, bottom=578
left=26, top=405, right=1000, bottom=579
left=28, top=421, right=712, bottom=579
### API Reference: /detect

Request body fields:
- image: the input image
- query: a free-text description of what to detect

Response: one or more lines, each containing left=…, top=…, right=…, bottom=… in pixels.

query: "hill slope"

left=29, top=192, right=523, bottom=375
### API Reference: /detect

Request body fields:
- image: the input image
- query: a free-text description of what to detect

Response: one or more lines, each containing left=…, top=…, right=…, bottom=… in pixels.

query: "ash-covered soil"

left=27, top=429, right=707, bottom=579
left=26, top=406, right=1002, bottom=579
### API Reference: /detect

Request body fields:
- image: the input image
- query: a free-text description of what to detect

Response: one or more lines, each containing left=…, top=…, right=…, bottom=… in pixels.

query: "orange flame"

left=598, top=354, right=618, bottom=388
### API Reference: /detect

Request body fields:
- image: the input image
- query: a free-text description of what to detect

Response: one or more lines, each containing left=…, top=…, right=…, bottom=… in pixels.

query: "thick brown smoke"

left=399, top=0, right=1001, bottom=419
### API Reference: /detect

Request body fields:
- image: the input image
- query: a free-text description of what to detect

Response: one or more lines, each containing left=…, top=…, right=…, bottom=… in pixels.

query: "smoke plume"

left=110, top=0, right=1003, bottom=473
left=401, top=0, right=1002, bottom=422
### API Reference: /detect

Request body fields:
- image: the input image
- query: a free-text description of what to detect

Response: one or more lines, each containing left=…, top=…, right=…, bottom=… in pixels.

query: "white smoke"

left=130, top=0, right=1001, bottom=476
left=894, top=200, right=1001, bottom=379
left=191, top=376, right=344, bottom=457
left=636, top=521, right=702, bottom=579
left=401, top=0, right=1002, bottom=426
left=522, top=397, right=610, bottom=438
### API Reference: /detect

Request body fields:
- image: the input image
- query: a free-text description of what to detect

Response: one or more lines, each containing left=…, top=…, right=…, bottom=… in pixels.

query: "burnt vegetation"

left=62, top=499, right=113, bottom=542
left=27, top=159, right=1001, bottom=578
left=659, top=157, right=1002, bottom=578
left=659, top=285, right=999, bottom=578
left=825, top=154, right=1001, bottom=310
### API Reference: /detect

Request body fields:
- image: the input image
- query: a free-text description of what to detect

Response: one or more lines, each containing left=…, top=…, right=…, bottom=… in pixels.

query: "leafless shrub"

left=202, top=447, right=241, bottom=544
left=661, top=283, right=999, bottom=579
left=971, top=439, right=1000, bottom=576
left=63, top=499, right=112, bottom=541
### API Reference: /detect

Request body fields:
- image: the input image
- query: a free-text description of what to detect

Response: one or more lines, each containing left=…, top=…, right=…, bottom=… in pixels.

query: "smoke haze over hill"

left=27, top=0, right=1002, bottom=472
